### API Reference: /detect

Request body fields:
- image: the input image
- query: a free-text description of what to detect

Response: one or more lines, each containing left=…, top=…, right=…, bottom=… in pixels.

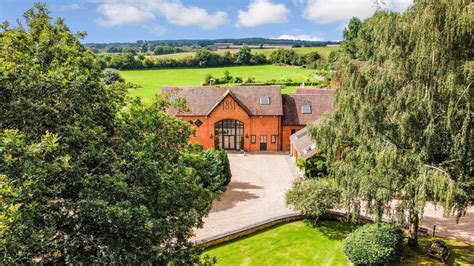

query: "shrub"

left=204, top=74, right=219, bottom=85
left=102, top=68, right=124, bottom=84
left=181, top=148, right=231, bottom=193
left=296, top=154, right=328, bottom=178
left=222, top=70, right=233, bottom=83
left=216, top=149, right=232, bottom=189
left=245, top=77, right=255, bottom=83
left=343, top=224, right=404, bottom=265
left=286, top=178, right=339, bottom=220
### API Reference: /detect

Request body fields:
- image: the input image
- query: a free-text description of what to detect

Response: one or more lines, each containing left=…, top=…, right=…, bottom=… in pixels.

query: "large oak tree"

left=0, top=4, right=222, bottom=263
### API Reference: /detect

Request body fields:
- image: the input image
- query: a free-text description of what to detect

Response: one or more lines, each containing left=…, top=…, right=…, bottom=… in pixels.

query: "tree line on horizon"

left=99, top=46, right=338, bottom=70
left=85, top=37, right=339, bottom=52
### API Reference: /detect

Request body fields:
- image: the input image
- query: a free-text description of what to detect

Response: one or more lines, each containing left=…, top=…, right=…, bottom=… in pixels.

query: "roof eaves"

left=205, top=89, right=253, bottom=116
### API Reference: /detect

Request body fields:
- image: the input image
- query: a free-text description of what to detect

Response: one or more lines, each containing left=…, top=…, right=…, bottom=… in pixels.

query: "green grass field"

left=202, top=221, right=357, bottom=266
left=146, top=46, right=340, bottom=61
left=121, top=65, right=322, bottom=101
left=201, top=220, right=474, bottom=266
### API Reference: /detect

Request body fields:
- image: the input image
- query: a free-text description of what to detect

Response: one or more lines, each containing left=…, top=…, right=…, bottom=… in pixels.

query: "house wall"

left=178, top=95, right=281, bottom=152
left=249, top=115, right=281, bottom=152
left=281, top=125, right=305, bottom=151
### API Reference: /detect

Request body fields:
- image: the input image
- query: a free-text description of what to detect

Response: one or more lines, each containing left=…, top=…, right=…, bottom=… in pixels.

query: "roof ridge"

left=162, top=85, right=283, bottom=90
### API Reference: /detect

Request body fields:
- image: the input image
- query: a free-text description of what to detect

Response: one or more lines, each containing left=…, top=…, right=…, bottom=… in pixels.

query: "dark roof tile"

left=282, top=89, right=335, bottom=125
left=161, top=86, right=283, bottom=116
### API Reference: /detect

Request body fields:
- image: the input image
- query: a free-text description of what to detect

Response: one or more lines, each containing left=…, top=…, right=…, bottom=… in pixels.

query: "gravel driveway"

left=193, top=152, right=299, bottom=242
left=192, top=152, right=474, bottom=243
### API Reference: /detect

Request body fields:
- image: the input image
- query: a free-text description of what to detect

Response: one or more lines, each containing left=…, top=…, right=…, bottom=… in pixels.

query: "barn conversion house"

left=162, top=86, right=334, bottom=152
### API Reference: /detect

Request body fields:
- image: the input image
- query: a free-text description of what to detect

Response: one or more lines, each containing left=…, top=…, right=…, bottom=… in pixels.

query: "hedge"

left=343, top=223, right=404, bottom=265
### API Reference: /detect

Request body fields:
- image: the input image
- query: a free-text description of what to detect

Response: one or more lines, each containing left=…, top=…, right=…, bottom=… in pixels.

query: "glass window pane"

left=260, top=96, right=270, bottom=105
left=302, top=105, right=312, bottom=114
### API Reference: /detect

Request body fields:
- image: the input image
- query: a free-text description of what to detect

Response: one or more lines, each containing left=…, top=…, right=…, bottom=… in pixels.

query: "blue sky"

left=0, top=0, right=412, bottom=43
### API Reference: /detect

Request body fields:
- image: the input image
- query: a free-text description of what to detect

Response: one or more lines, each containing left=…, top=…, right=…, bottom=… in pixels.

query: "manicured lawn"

left=201, top=221, right=358, bottom=266
left=121, top=65, right=321, bottom=101
left=201, top=220, right=474, bottom=266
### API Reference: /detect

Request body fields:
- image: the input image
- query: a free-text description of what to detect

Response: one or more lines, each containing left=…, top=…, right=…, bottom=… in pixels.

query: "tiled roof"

left=161, top=86, right=283, bottom=116
left=282, top=89, right=335, bottom=125
left=289, top=127, right=313, bottom=160
left=295, top=88, right=332, bottom=94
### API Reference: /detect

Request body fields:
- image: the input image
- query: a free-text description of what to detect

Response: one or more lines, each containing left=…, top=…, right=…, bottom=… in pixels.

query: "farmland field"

left=145, top=46, right=340, bottom=61
left=121, top=65, right=324, bottom=101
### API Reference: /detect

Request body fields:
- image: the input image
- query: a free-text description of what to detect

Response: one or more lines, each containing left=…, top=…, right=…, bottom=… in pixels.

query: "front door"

left=215, top=120, right=244, bottom=150
left=260, top=135, right=267, bottom=151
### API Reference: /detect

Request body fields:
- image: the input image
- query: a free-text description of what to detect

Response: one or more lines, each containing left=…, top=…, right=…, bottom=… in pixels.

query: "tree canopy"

left=312, top=0, right=473, bottom=246
left=0, top=4, right=226, bottom=263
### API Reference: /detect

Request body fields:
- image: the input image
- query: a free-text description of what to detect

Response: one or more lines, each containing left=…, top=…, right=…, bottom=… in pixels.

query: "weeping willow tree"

left=313, top=0, right=473, bottom=247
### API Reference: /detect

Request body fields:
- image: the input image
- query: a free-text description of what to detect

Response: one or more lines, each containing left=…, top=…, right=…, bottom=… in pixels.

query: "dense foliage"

left=295, top=154, right=328, bottom=178
left=100, top=44, right=184, bottom=55
left=102, top=68, right=124, bottom=85
left=99, top=46, right=328, bottom=70
left=99, top=46, right=272, bottom=70
left=343, top=224, right=404, bottom=265
left=85, top=37, right=338, bottom=53
left=286, top=178, right=340, bottom=220
left=312, top=0, right=473, bottom=246
left=0, top=5, right=227, bottom=263
left=268, top=48, right=322, bottom=67
left=182, top=147, right=232, bottom=192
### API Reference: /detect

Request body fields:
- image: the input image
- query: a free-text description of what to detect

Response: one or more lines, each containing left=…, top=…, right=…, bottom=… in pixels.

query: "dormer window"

left=301, top=105, right=312, bottom=114
left=169, top=96, right=177, bottom=103
left=303, top=143, right=317, bottom=154
left=260, top=96, right=270, bottom=105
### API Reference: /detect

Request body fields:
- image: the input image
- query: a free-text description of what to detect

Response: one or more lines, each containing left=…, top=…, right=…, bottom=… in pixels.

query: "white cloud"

left=97, top=4, right=155, bottom=27
left=158, top=1, right=227, bottom=29
left=302, top=0, right=413, bottom=24
left=95, top=0, right=227, bottom=29
left=236, top=0, right=290, bottom=28
left=277, top=34, right=323, bottom=41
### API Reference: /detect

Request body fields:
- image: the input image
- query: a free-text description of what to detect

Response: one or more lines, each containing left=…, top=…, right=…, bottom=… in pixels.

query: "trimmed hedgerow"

left=343, top=223, right=404, bottom=265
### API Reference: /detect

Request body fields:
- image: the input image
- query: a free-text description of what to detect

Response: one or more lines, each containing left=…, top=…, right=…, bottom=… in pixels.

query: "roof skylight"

left=260, top=96, right=270, bottom=105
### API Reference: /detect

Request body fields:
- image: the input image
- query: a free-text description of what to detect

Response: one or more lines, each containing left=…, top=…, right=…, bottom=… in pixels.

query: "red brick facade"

left=162, top=86, right=334, bottom=153
left=181, top=95, right=281, bottom=152
left=282, top=125, right=305, bottom=151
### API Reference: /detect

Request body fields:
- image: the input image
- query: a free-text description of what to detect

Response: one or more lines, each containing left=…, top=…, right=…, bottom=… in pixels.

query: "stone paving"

left=422, top=203, right=473, bottom=243
left=193, top=152, right=474, bottom=243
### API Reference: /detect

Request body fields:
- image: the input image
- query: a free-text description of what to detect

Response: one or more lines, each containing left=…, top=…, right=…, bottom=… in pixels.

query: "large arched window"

left=215, top=120, right=244, bottom=150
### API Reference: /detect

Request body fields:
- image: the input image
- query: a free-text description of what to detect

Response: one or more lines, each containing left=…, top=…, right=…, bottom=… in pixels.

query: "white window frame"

left=260, top=96, right=270, bottom=105
left=301, top=105, right=312, bottom=114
